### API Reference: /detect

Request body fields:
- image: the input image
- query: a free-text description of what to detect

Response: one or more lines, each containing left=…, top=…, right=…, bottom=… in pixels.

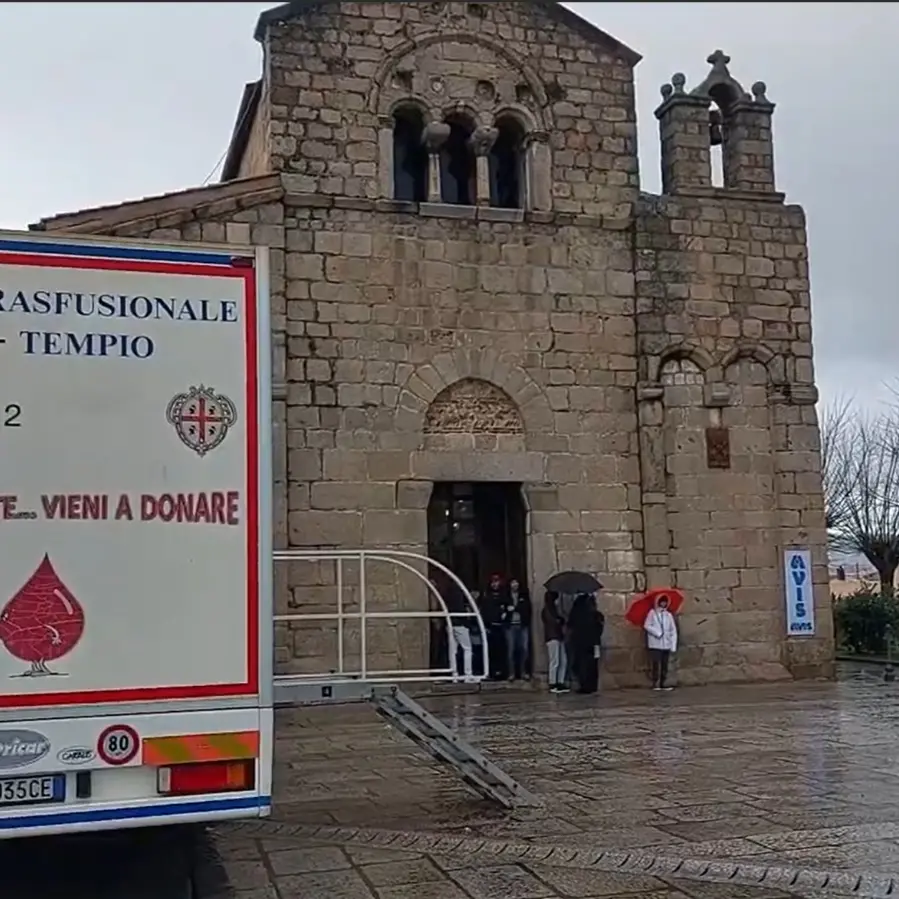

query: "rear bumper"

left=0, top=793, right=271, bottom=838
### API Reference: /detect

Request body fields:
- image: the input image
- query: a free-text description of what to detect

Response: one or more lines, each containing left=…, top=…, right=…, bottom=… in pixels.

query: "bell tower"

left=655, top=50, right=777, bottom=196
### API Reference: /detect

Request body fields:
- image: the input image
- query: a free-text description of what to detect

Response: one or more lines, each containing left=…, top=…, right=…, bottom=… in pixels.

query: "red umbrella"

left=625, top=588, right=685, bottom=627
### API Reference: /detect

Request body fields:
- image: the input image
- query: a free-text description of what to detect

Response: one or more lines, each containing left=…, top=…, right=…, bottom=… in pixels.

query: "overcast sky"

left=0, top=2, right=892, bottom=410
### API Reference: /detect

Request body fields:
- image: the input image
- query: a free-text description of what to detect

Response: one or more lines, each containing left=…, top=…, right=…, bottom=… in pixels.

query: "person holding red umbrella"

left=642, top=593, right=679, bottom=691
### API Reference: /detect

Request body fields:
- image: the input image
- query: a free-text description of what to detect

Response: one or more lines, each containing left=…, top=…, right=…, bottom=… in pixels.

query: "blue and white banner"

left=784, top=549, right=815, bottom=636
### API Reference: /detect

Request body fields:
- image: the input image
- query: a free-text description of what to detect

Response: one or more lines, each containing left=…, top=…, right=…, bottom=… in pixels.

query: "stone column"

left=469, top=126, right=498, bottom=207
left=526, top=130, right=551, bottom=212
left=636, top=384, right=671, bottom=588
left=655, top=74, right=713, bottom=195
left=377, top=114, right=394, bottom=199
left=422, top=122, right=450, bottom=203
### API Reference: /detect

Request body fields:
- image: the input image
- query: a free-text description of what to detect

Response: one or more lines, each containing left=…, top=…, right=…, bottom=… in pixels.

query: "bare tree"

left=825, top=406, right=899, bottom=595
left=820, top=397, right=856, bottom=533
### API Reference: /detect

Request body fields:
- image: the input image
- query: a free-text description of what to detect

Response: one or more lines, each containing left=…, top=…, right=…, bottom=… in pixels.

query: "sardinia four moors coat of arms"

left=166, top=385, right=238, bottom=457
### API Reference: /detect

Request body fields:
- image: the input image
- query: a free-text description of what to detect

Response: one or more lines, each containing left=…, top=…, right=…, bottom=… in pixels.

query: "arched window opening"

left=393, top=107, right=428, bottom=203
left=709, top=108, right=724, bottom=187
left=440, top=115, right=476, bottom=206
left=708, top=83, right=736, bottom=190
left=489, top=116, right=526, bottom=209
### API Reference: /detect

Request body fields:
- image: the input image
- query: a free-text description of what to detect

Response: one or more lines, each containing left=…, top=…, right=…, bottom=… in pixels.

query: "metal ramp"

left=272, top=549, right=538, bottom=810
left=372, top=685, right=539, bottom=809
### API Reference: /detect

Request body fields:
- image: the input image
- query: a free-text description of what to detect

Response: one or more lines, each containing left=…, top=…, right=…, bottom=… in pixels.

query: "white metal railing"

left=272, top=549, right=489, bottom=685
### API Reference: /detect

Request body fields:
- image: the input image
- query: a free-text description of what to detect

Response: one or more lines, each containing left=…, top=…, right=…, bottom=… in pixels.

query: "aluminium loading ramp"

left=273, top=678, right=540, bottom=810
left=372, top=686, right=540, bottom=810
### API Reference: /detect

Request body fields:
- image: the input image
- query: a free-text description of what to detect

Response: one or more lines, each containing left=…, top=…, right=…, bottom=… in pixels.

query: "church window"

left=392, top=106, right=428, bottom=203
left=489, top=116, right=526, bottom=209
left=440, top=115, right=476, bottom=206
left=660, top=358, right=703, bottom=387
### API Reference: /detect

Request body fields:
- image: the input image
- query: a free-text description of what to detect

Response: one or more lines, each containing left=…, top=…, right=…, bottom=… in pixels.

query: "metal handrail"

left=273, top=549, right=489, bottom=684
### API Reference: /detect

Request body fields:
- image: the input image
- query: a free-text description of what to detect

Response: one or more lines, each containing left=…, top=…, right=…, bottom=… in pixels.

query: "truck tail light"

left=157, top=760, right=255, bottom=796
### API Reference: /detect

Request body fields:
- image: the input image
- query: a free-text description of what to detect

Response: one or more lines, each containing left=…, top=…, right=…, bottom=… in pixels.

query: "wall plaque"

left=705, top=427, right=731, bottom=470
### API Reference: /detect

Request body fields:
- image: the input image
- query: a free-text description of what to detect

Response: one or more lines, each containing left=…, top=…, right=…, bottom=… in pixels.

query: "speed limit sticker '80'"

left=97, top=725, right=140, bottom=765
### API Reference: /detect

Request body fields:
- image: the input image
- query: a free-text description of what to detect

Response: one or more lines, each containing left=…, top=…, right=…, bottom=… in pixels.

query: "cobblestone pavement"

left=208, top=663, right=899, bottom=898
left=8, top=663, right=899, bottom=898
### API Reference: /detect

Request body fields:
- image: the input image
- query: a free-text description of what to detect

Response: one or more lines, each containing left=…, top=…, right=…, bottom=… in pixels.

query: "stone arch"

left=368, top=32, right=551, bottom=129
left=659, top=356, right=704, bottom=387
left=439, top=101, right=482, bottom=128
left=719, top=342, right=785, bottom=384
left=394, top=348, right=552, bottom=435
left=425, top=379, right=524, bottom=434
left=648, top=342, right=715, bottom=383
left=386, top=96, right=434, bottom=123
left=489, top=104, right=539, bottom=133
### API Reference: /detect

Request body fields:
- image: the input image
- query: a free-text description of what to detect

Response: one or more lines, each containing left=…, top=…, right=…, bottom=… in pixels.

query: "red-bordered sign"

left=97, top=724, right=140, bottom=766
left=0, top=238, right=263, bottom=710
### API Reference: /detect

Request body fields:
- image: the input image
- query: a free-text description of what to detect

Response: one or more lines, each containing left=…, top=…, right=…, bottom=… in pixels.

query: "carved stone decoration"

left=469, top=126, right=499, bottom=157
left=422, top=121, right=451, bottom=152
left=425, top=378, right=524, bottom=434
left=706, top=427, right=731, bottom=470
left=515, top=83, right=534, bottom=105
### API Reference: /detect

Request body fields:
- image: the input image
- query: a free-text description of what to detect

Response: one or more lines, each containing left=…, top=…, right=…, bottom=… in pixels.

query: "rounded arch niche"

left=424, top=378, right=524, bottom=449
left=369, top=33, right=551, bottom=129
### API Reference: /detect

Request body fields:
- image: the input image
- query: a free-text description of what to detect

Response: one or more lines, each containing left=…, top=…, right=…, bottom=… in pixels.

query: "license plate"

left=0, top=774, right=65, bottom=807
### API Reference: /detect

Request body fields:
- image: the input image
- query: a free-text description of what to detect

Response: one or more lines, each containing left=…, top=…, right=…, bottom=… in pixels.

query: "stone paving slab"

left=6, top=664, right=899, bottom=897
left=211, top=822, right=899, bottom=898
left=208, top=665, right=899, bottom=897
left=201, top=828, right=875, bottom=899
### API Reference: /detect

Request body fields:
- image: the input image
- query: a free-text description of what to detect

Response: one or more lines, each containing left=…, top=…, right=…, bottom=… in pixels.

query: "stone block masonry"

left=35, top=1, right=833, bottom=686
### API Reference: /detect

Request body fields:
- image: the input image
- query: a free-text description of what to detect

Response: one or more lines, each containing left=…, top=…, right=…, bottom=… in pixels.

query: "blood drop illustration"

left=0, top=555, right=85, bottom=676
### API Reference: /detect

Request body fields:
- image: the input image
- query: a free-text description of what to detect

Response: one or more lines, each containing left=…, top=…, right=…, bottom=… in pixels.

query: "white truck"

left=0, top=230, right=273, bottom=837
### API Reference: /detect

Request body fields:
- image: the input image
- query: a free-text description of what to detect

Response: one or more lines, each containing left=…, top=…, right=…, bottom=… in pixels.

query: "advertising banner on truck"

left=0, top=233, right=271, bottom=710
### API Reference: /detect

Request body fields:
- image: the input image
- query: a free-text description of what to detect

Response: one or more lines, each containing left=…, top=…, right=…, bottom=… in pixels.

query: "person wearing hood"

left=542, top=590, right=569, bottom=693
left=644, top=593, right=678, bottom=691
left=567, top=592, right=604, bottom=694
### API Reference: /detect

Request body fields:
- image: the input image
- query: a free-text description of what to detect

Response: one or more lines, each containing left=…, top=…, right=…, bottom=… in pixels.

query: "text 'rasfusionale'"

left=0, top=289, right=241, bottom=360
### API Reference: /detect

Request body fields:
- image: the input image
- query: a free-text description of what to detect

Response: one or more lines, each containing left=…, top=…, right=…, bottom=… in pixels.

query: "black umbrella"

left=544, top=571, right=603, bottom=595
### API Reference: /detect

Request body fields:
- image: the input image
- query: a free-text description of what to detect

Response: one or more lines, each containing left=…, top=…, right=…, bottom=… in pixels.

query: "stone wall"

left=279, top=196, right=645, bottom=679
left=35, top=0, right=834, bottom=686
left=634, top=193, right=831, bottom=682
left=262, top=0, right=639, bottom=216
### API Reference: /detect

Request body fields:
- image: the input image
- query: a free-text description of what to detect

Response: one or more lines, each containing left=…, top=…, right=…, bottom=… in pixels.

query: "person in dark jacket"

left=480, top=573, right=506, bottom=680
left=568, top=592, right=604, bottom=694
left=502, top=578, right=532, bottom=681
left=542, top=590, right=569, bottom=693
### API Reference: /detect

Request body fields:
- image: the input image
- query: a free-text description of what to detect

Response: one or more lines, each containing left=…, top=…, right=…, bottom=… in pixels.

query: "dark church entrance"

left=426, top=482, right=528, bottom=677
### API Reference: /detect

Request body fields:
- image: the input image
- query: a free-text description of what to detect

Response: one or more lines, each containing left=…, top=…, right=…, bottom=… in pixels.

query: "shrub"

left=833, top=590, right=899, bottom=655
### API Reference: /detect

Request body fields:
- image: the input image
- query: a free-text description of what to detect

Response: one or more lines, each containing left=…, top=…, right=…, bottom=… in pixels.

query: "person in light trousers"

left=542, top=590, right=569, bottom=693
left=444, top=578, right=475, bottom=681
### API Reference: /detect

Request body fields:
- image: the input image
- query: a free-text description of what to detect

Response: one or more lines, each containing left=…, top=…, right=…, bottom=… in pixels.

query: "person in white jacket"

left=643, top=594, right=678, bottom=691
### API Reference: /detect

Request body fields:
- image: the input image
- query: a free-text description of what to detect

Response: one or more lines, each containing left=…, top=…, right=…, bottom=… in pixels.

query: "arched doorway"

left=422, top=377, right=531, bottom=679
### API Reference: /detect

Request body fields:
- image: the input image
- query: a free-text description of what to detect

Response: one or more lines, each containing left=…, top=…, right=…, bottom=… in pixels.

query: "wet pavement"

left=211, top=662, right=899, bottom=897
left=9, top=662, right=899, bottom=898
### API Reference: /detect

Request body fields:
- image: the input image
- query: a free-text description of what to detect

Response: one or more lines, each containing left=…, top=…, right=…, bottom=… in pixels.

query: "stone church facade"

left=35, top=1, right=833, bottom=685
